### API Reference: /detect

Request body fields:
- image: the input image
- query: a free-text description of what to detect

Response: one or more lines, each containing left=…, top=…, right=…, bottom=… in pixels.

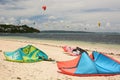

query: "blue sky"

left=0, top=0, right=120, bottom=32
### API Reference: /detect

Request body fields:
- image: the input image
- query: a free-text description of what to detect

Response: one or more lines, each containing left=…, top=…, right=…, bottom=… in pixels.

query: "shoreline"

left=0, top=36, right=120, bottom=54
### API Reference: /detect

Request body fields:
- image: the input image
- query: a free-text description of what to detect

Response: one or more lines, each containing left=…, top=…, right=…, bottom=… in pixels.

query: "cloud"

left=0, top=0, right=42, bottom=17
left=0, top=0, right=13, bottom=4
left=20, top=19, right=33, bottom=25
left=0, top=17, right=17, bottom=24
left=81, top=8, right=120, bottom=13
left=48, top=16, right=56, bottom=20
left=0, top=0, right=120, bottom=32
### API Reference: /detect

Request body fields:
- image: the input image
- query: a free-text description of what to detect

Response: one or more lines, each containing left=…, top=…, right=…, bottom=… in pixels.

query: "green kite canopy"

left=4, top=45, right=48, bottom=62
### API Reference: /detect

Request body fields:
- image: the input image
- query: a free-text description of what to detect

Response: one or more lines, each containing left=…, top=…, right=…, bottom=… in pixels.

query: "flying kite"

left=42, top=5, right=47, bottom=11
left=98, top=21, right=101, bottom=27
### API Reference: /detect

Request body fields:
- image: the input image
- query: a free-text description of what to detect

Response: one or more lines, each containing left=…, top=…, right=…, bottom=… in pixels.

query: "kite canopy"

left=62, top=46, right=74, bottom=52
left=57, top=51, right=120, bottom=76
left=62, top=46, right=77, bottom=56
left=62, top=46, right=85, bottom=56
left=4, top=45, right=48, bottom=62
left=98, top=21, right=101, bottom=27
left=42, top=5, right=47, bottom=11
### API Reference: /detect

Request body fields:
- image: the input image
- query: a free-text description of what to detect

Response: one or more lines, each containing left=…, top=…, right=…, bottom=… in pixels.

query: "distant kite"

left=42, top=5, right=47, bottom=11
left=98, top=21, right=101, bottom=27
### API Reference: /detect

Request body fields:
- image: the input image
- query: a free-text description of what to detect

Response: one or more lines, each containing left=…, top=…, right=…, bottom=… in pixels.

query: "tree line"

left=0, top=24, right=40, bottom=33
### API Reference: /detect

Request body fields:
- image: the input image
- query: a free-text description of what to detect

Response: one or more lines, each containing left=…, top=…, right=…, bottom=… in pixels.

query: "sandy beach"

left=0, top=36, right=120, bottom=80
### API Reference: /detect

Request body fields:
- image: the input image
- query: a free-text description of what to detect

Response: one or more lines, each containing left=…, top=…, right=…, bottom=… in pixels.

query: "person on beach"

left=72, top=47, right=88, bottom=55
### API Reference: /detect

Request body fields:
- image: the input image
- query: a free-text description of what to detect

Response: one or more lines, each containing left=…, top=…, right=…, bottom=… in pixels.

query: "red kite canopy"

left=42, top=5, right=47, bottom=11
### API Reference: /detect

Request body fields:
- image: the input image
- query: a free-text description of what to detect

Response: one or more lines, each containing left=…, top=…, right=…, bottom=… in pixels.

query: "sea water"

left=0, top=32, right=120, bottom=54
left=0, top=32, right=120, bottom=44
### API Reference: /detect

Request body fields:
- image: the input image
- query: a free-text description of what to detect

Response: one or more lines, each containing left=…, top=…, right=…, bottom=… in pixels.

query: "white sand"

left=0, top=37, right=120, bottom=80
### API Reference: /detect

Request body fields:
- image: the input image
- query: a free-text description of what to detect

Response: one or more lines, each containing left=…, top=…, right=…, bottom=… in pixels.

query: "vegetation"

left=0, top=24, right=40, bottom=33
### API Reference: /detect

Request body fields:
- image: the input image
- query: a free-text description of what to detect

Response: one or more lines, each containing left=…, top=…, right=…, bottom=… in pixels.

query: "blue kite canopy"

left=4, top=45, right=48, bottom=62
left=93, top=51, right=120, bottom=74
left=57, top=51, right=120, bottom=76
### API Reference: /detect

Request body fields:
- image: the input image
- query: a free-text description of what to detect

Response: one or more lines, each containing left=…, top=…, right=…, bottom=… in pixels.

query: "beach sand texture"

left=0, top=37, right=120, bottom=80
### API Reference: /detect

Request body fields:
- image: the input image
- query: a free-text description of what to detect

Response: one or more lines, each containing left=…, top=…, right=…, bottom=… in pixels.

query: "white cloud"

left=20, top=19, right=33, bottom=25
left=48, top=16, right=56, bottom=20
left=0, top=17, right=17, bottom=24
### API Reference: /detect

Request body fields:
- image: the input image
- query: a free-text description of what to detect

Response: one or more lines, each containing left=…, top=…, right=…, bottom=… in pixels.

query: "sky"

left=0, top=0, right=120, bottom=32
